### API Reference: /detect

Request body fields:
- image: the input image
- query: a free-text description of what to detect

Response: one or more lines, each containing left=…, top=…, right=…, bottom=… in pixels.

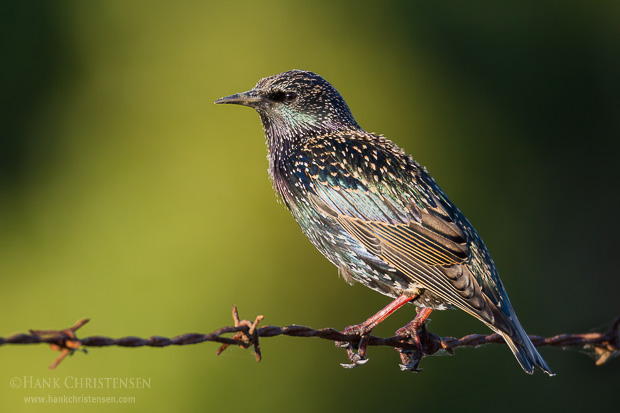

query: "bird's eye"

left=269, top=90, right=297, bottom=103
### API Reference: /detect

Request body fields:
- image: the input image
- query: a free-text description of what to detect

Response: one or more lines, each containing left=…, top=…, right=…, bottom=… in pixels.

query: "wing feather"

left=299, top=136, right=496, bottom=323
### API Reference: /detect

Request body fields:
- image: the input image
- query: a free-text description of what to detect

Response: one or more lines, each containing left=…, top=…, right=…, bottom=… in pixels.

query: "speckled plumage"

left=215, top=70, right=551, bottom=375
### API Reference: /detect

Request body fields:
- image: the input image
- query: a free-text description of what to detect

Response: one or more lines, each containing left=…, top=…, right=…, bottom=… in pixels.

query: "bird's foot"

left=336, top=296, right=419, bottom=369
left=395, top=318, right=427, bottom=352
left=394, top=323, right=425, bottom=372
left=397, top=349, right=422, bottom=372
left=339, top=351, right=370, bottom=369
left=394, top=307, right=434, bottom=372
left=336, top=324, right=373, bottom=368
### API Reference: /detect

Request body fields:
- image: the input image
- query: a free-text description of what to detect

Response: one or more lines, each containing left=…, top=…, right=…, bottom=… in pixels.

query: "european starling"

left=215, top=70, right=552, bottom=375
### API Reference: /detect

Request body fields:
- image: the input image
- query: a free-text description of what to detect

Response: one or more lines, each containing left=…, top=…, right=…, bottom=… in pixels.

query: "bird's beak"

left=214, top=89, right=262, bottom=106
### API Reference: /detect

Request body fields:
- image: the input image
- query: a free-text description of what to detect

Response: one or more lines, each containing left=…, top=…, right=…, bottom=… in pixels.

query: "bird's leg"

left=395, top=307, right=433, bottom=371
left=337, top=294, right=415, bottom=368
left=395, top=307, right=433, bottom=347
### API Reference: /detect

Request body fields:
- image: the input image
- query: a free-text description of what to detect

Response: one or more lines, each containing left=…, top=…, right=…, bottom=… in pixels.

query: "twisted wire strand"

left=1, top=306, right=618, bottom=370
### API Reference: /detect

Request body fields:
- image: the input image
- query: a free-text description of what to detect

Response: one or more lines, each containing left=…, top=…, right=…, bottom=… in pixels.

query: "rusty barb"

left=216, top=305, right=264, bottom=361
left=23, top=318, right=90, bottom=369
left=1, top=307, right=618, bottom=371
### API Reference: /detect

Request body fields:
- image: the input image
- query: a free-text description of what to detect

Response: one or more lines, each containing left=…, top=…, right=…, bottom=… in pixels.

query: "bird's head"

left=215, top=70, right=359, bottom=144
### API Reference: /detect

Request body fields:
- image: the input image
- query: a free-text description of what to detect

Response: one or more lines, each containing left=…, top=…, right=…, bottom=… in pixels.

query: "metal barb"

left=28, top=318, right=90, bottom=369
left=216, top=305, right=264, bottom=362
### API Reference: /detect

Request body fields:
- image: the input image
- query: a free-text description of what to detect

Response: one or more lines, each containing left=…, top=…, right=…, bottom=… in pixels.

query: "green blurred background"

left=1, top=1, right=619, bottom=411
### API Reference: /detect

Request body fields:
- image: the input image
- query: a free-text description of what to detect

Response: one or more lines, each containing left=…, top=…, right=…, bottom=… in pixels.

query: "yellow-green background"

left=1, top=1, right=618, bottom=412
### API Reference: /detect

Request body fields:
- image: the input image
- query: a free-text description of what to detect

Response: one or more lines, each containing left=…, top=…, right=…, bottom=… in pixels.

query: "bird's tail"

left=491, top=310, right=554, bottom=376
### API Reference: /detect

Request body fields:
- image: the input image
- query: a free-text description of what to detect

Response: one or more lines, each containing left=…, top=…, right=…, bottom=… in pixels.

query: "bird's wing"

left=299, top=137, right=497, bottom=324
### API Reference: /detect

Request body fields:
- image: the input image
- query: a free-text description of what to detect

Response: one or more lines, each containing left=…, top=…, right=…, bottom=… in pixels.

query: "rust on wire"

left=27, top=318, right=90, bottom=369
left=1, top=307, right=618, bottom=370
left=216, top=305, right=264, bottom=361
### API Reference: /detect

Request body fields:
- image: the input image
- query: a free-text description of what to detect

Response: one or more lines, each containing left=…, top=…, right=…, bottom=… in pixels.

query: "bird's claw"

left=344, top=345, right=370, bottom=365
left=335, top=340, right=355, bottom=349
left=397, top=349, right=423, bottom=372
left=398, top=363, right=422, bottom=372
left=394, top=317, right=430, bottom=372
left=337, top=326, right=372, bottom=368
left=340, top=344, right=370, bottom=368
left=340, top=357, right=370, bottom=369
left=395, top=317, right=428, bottom=352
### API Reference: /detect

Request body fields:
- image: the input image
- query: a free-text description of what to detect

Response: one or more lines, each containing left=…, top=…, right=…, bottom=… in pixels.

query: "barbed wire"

left=1, top=305, right=618, bottom=371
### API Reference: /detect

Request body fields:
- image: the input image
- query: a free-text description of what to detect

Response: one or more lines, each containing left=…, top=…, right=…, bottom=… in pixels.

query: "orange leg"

left=345, top=295, right=415, bottom=335
left=395, top=307, right=433, bottom=340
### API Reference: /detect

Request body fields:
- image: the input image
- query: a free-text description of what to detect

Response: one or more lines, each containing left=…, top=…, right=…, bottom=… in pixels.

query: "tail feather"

left=490, top=309, right=554, bottom=376
left=499, top=328, right=554, bottom=376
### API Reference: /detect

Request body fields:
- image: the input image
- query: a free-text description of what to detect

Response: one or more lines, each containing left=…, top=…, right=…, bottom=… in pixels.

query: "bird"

left=215, top=70, right=552, bottom=375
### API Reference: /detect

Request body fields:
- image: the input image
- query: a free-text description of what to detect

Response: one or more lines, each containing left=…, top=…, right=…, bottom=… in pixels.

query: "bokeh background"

left=1, top=1, right=619, bottom=412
